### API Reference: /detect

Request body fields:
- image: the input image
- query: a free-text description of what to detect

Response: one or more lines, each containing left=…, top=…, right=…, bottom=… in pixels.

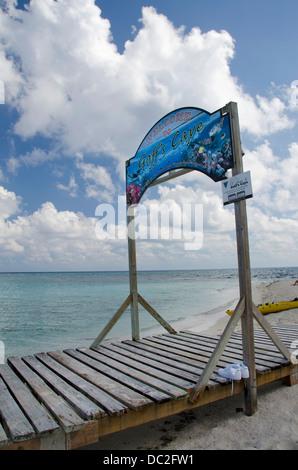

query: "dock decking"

left=0, top=323, right=297, bottom=450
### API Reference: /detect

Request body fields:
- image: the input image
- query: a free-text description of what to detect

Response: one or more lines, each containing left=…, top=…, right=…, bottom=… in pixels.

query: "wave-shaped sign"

left=126, top=107, right=234, bottom=205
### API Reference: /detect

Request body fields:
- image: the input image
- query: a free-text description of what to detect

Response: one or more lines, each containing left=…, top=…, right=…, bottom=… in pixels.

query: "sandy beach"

left=81, top=279, right=298, bottom=451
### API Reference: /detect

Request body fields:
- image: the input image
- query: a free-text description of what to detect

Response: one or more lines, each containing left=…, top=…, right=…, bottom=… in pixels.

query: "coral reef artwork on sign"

left=126, top=107, right=234, bottom=206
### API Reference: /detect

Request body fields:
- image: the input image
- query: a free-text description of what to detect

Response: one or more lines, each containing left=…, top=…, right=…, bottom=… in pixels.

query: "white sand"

left=80, top=279, right=298, bottom=451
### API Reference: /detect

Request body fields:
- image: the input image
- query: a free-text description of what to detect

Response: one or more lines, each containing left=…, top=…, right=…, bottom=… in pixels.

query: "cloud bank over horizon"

left=0, top=1, right=297, bottom=271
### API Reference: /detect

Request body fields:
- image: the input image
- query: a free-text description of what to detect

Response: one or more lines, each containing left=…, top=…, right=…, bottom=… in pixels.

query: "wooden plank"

left=0, top=421, right=9, bottom=448
left=252, top=304, right=292, bottom=361
left=227, top=331, right=289, bottom=357
left=145, top=333, right=264, bottom=369
left=285, top=370, right=298, bottom=386
left=152, top=333, right=273, bottom=371
left=252, top=329, right=295, bottom=346
left=275, top=324, right=298, bottom=334
left=143, top=336, right=214, bottom=364
left=36, top=352, right=127, bottom=416
left=107, top=340, right=202, bottom=384
left=138, top=337, right=237, bottom=381
left=69, top=347, right=188, bottom=399
left=70, top=347, right=168, bottom=403
left=0, top=376, right=36, bottom=442
left=182, top=331, right=286, bottom=361
left=229, top=334, right=290, bottom=364
left=122, top=340, right=227, bottom=385
left=74, top=347, right=171, bottom=403
left=175, top=333, right=288, bottom=368
left=7, top=356, right=85, bottom=433
left=99, top=343, right=193, bottom=390
left=0, top=363, right=59, bottom=437
left=22, top=356, right=105, bottom=420
left=48, top=350, right=164, bottom=409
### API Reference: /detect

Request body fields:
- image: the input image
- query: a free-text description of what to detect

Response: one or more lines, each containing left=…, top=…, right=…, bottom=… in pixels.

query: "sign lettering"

left=126, top=107, right=234, bottom=205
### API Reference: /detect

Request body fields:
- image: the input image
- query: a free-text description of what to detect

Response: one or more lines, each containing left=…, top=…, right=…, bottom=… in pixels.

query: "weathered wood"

left=90, top=294, right=131, bottom=348
left=66, top=348, right=159, bottom=406
left=0, top=363, right=59, bottom=437
left=176, top=332, right=288, bottom=368
left=77, top=347, right=172, bottom=403
left=1, top=323, right=297, bottom=450
left=285, top=370, right=298, bottom=386
left=7, top=357, right=85, bottom=433
left=127, top=204, right=139, bottom=340
left=189, top=296, right=245, bottom=403
left=48, top=350, right=157, bottom=410
left=94, top=343, right=191, bottom=391
left=227, top=101, right=257, bottom=416
left=139, top=337, right=228, bottom=385
left=137, top=293, right=176, bottom=335
left=22, top=355, right=105, bottom=420
left=0, top=422, right=9, bottom=448
left=252, top=305, right=292, bottom=361
left=122, top=339, right=227, bottom=385
left=73, top=346, right=187, bottom=399
left=227, top=332, right=291, bottom=358
left=0, top=376, right=36, bottom=442
left=36, top=352, right=126, bottom=416
left=148, top=168, right=193, bottom=187
left=102, top=340, right=200, bottom=384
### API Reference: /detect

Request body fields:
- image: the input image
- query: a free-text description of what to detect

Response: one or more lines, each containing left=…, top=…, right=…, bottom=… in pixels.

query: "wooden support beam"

left=137, top=293, right=177, bottom=335
left=127, top=204, right=140, bottom=341
left=189, top=296, right=245, bottom=403
left=148, top=168, right=194, bottom=187
left=90, top=295, right=132, bottom=348
left=226, top=101, right=257, bottom=416
left=252, top=303, right=292, bottom=361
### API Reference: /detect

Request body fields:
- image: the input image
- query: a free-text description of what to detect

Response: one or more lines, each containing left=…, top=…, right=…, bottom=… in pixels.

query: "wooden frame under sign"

left=91, top=101, right=291, bottom=416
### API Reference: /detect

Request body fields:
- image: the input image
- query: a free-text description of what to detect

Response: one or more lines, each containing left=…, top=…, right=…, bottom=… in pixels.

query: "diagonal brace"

left=189, top=296, right=245, bottom=403
left=137, top=293, right=177, bottom=335
left=252, top=303, right=292, bottom=361
left=90, top=294, right=132, bottom=348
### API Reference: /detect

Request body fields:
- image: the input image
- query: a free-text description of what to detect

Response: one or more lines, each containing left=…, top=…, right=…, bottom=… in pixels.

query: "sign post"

left=227, top=101, right=257, bottom=415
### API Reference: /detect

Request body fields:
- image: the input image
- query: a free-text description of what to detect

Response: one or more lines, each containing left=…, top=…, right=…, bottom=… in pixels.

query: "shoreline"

left=81, top=279, right=298, bottom=451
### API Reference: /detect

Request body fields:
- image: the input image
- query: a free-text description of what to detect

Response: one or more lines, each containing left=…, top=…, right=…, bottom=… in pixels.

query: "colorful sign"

left=221, top=171, right=253, bottom=206
left=126, top=107, right=234, bottom=205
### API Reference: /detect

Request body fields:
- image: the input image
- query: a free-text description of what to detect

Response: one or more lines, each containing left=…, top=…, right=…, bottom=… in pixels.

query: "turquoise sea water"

left=0, top=267, right=298, bottom=359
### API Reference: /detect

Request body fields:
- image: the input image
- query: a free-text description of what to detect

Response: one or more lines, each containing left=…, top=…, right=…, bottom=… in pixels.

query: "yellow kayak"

left=226, top=299, right=298, bottom=316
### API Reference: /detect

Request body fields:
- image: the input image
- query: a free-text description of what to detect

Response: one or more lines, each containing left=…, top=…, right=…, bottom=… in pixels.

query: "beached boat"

left=226, top=299, right=298, bottom=316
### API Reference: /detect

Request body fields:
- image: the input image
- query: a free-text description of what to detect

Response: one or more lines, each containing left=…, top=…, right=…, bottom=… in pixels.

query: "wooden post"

left=227, top=101, right=257, bottom=416
left=127, top=204, right=140, bottom=341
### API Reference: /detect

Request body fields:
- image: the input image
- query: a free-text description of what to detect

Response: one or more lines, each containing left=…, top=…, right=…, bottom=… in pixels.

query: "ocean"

left=1, top=267, right=298, bottom=360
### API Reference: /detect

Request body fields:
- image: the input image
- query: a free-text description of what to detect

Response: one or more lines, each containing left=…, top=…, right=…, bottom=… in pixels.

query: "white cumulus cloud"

left=0, top=2, right=294, bottom=164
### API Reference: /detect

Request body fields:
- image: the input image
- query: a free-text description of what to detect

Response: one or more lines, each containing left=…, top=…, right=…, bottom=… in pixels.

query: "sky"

left=0, top=0, right=298, bottom=272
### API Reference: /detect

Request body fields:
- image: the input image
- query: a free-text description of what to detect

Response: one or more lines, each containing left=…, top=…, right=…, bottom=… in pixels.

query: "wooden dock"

left=0, top=323, right=297, bottom=450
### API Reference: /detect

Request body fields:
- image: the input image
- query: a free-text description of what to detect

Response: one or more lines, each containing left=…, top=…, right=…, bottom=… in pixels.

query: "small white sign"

left=221, top=171, right=253, bottom=206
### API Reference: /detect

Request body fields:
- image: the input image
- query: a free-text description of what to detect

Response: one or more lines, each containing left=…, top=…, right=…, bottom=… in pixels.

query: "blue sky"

left=0, top=0, right=298, bottom=272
